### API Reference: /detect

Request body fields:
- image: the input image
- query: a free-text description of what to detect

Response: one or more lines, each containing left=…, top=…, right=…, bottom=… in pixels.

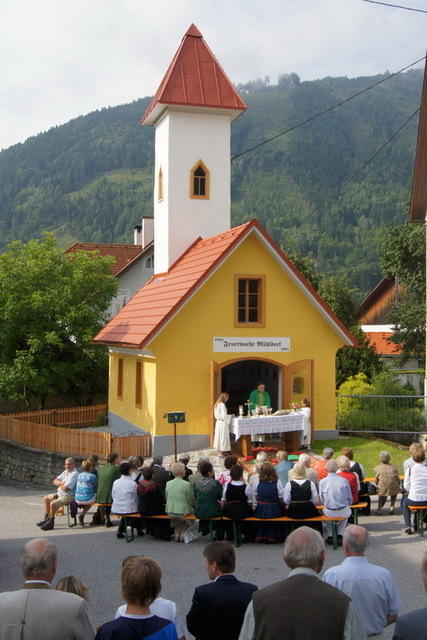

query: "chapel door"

left=284, top=359, right=313, bottom=419
left=210, top=360, right=220, bottom=446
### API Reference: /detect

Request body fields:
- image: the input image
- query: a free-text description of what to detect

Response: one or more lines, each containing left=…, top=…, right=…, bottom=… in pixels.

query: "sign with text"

left=213, top=337, right=291, bottom=353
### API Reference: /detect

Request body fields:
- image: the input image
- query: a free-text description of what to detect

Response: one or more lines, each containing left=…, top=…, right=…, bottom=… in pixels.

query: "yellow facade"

left=107, top=232, right=347, bottom=442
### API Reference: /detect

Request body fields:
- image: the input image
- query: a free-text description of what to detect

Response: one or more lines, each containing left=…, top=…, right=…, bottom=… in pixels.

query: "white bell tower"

left=141, top=24, right=246, bottom=274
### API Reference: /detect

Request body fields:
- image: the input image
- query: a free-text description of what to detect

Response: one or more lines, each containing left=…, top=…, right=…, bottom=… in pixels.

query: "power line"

left=338, top=107, right=420, bottom=190
left=273, top=107, right=420, bottom=230
left=361, top=0, right=427, bottom=14
left=231, top=55, right=425, bottom=162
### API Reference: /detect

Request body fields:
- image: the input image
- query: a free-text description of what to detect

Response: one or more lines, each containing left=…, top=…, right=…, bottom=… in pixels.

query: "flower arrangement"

left=289, top=401, right=302, bottom=410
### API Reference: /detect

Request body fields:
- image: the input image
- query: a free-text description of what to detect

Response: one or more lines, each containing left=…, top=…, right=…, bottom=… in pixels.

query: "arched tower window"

left=158, top=167, right=163, bottom=202
left=190, top=161, right=210, bottom=199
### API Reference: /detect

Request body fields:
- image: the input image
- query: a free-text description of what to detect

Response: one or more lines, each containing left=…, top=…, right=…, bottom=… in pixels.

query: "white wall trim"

left=109, top=346, right=156, bottom=358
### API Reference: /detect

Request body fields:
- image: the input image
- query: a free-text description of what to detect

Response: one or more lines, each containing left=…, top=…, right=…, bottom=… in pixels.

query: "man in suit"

left=187, top=541, right=257, bottom=640
left=393, top=550, right=427, bottom=639
left=0, top=537, right=94, bottom=639
left=238, top=527, right=366, bottom=640
left=152, top=455, right=171, bottom=498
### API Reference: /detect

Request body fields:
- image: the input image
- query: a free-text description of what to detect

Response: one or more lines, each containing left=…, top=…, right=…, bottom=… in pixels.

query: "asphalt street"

left=1, top=476, right=426, bottom=639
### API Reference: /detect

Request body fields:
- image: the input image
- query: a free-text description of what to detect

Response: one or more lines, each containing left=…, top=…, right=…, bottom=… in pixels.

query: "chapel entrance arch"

left=220, top=358, right=281, bottom=415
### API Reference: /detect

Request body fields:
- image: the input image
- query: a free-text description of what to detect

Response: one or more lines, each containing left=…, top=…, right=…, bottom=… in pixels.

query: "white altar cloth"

left=230, top=414, right=304, bottom=440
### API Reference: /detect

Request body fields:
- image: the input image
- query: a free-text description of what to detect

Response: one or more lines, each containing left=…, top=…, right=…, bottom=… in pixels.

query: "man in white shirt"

left=323, top=525, right=402, bottom=637
left=38, top=457, right=78, bottom=531
left=319, top=459, right=353, bottom=545
left=0, top=538, right=94, bottom=640
left=402, top=449, right=427, bottom=534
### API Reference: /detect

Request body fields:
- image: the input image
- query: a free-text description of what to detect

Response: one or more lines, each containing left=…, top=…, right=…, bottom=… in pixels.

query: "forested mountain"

left=0, top=69, right=422, bottom=296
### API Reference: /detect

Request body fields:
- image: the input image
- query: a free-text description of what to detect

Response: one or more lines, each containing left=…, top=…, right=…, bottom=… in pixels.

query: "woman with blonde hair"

left=213, top=392, right=231, bottom=456
left=56, top=575, right=90, bottom=601
left=284, top=462, right=320, bottom=520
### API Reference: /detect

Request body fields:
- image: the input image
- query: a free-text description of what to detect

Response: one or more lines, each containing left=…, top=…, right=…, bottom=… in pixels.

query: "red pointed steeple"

left=141, top=24, right=247, bottom=125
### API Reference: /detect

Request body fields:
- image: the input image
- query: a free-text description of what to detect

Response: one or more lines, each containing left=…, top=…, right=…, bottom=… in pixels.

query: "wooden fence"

left=111, top=435, right=152, bottom=459
left=0, top=414, right=112, bottom=459
left=0, top=411, right=152, bottom=460
left=4, top=404, right=108, bottom=428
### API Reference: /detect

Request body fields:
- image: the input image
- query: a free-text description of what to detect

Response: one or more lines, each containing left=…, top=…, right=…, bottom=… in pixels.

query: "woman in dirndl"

left=253, top=462, right=285, bottom=543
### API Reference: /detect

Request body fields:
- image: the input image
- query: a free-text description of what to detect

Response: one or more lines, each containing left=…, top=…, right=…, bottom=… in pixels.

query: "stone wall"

left=0, top=438, right=83, bottom=487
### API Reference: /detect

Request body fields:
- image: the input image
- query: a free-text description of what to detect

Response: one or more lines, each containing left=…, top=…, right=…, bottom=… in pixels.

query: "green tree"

left=0, top=236, right=118, bottom=408
left=380, top=222, right=426, bottom=362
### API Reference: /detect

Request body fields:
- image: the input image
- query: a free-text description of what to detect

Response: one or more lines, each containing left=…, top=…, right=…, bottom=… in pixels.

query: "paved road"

left=1, top=476, right=426, bottom=639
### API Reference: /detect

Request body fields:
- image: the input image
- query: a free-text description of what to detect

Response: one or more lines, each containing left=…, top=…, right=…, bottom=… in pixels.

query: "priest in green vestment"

left=248, top=382, right=272, bottom=445
left=248, top=383, right=272, bottom=412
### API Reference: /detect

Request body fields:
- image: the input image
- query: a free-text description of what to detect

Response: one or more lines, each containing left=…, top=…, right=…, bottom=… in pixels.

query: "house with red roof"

left=93, top=25, right=357, bottom=454
left=65, top=216, right=154, bottom=316
left=356, top=57, right=427, bottom=395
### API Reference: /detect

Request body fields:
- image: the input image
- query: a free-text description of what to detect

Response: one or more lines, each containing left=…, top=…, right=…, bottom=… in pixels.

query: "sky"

left=1, top=0, right=426, bottom=151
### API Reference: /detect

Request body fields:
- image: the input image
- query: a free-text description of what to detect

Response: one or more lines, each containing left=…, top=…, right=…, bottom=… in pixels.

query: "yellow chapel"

left=94, top=24, right=357, bottom=455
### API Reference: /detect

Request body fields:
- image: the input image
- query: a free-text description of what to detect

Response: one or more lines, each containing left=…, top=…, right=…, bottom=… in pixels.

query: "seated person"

left=137, top=466, right=171, bottom=541
left=253, top=462, right=285, bottom=543
left=37, top=457, right=78, bottom=531
left=112, top=462, right=141, bottom=539
left=222, top=464, right=254, bottom=542
left=276, top=450, right=294, bottom=485
left=319, top=459, right=353, bottom=545
left=217, top=455, right=238, bottom=487
left=178, top=454, right=193, bottom=481
left=336, top=455, right=360, bottom=505
left=374, top=450, right=401, bottom=516
left=165, top=462, right=194, bottom=542
left=75, top=459, right=98, bottom=527
left=314, top=448, right=334, bottom=481
left=95, top=556, right=177, bottom=640
left=194, top=462, right=223, bottom=536
left=283, top=462, right=320, bottom=519
left=402, top=449, right=427, bottom=535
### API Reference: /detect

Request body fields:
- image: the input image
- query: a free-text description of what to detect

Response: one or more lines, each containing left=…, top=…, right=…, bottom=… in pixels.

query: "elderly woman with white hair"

left=284, top=462, right=320, bottom=521
left=374, top=450, right=400, bottom=515
left=165, top=462, right=194, bottom=541
left=336, top=455, right=360, bottom=505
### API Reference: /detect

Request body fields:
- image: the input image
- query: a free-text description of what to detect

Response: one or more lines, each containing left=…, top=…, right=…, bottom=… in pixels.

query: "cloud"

left=0, top=0, right=425, bottom=150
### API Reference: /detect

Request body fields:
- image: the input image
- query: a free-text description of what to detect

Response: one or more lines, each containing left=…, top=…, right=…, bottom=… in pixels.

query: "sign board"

left=213, top=337, right=290, bottom=353
left=164, top=411, right=186, bottom=424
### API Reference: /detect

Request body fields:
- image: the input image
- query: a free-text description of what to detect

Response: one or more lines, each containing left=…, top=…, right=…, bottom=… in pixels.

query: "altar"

left=230, top=413, right=304, bottom=456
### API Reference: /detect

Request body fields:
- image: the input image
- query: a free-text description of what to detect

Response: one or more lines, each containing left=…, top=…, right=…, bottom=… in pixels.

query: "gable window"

left=135, top=361, right=143, bottom=407
left=158, top=167, right=163, bottom=202
left=117, top=358, right=124, bottom=399
left=145, top=255, right=154, bottom=269
left=235, top=276, right=264, bottom=326
left=190, top=161, right=209, bottom=199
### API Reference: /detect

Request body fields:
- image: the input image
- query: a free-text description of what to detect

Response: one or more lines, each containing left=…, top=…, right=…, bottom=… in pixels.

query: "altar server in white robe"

left=300, top=398, right=312, bottom=448
left=213, top=392, right=231, bottom=455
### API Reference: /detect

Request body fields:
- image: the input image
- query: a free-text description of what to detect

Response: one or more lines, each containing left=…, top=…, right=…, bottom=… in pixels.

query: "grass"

left=311, top=436, right=409, bottom=476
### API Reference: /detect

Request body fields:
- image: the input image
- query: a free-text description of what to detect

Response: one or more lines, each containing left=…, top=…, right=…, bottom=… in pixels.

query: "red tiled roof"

left=141, top=24, right=247, bottom=125
left=93, top=220, right=358, bottom=349
left=364, top=331, right=400, bottom=355
left=65, top=243, right=149, bottom=276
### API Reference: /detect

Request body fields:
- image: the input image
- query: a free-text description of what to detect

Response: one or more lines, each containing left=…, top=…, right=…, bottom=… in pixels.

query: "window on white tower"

left=190, top=161, right=210, bottom=199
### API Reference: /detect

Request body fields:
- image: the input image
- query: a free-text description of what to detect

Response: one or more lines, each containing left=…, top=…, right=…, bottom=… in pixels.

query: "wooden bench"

left=408, top=505, right=427, bottom=536
left=117, top=513, right=346, bottom=549
left=317, top=502, right=367, bottom=526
